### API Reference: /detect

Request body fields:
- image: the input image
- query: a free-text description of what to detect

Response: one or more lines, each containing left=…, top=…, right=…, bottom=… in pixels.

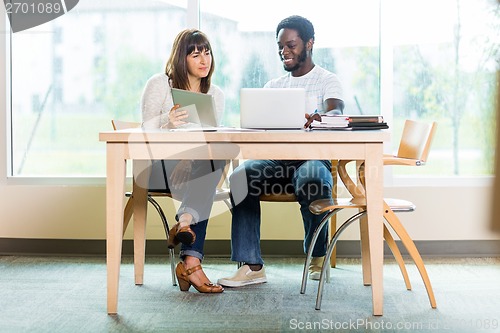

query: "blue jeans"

left=148, top=159, right=227, bottom=261
left=229, top=159, right=333, bottom=265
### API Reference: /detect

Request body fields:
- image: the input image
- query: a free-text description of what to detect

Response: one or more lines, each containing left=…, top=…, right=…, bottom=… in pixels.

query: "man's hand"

left=304, top=112, right=322, bottom=129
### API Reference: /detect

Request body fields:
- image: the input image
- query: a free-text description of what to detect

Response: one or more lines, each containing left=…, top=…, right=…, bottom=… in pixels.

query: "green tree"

left=349, top=47, right=380, bottom=115
left=212, top=36, right=235, bottom=126
left=315, top=48, right=337, bottom=73
left=394, top=0, right=499, bottom=175
left=104, top=50, right=162, bottom=120
left=240, top=53, right=270, bottom=89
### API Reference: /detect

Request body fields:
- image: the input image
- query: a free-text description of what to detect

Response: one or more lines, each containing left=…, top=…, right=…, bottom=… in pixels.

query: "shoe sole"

left=176, top=232, right=195, bottom=245
left=217, top=277, right=267, bottom=288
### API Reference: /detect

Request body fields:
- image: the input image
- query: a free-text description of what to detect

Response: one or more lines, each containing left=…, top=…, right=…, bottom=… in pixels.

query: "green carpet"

left=0, top=256, right=499, bottom=332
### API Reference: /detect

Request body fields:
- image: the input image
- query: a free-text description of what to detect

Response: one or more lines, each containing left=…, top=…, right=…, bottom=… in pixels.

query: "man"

left=218, top=15, right=344, bottom=287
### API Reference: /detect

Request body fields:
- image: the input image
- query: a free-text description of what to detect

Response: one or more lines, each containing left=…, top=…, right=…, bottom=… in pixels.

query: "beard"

left=283, top=48, right=307, bottom=72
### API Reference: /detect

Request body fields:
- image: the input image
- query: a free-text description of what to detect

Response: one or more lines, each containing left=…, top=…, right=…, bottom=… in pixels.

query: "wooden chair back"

left=397, top=120, right=438, bottom=162
left=111, top=119, right=141, bottom=130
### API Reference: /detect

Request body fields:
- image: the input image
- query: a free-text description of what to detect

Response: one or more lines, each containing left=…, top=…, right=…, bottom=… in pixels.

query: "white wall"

left=0, top=182, right=497, bottom=242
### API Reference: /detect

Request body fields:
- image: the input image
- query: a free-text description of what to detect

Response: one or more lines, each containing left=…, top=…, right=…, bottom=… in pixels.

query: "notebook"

left=171, top=88, right=218, bottom=127
left=239, top=88, right=306, bottom=129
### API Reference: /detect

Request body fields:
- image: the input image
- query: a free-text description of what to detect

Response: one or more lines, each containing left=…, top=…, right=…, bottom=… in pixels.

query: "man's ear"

left=306, top=38, right=314, bottom=51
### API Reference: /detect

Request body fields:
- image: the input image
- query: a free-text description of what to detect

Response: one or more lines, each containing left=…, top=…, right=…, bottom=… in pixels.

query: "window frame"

left=1, top=9, right=10, bottom=186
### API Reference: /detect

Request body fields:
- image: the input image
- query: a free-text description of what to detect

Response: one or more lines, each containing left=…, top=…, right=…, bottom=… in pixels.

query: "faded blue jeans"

left=229, top=159, right=333, bottom=265
left=148, top=159, right=227, bottom=261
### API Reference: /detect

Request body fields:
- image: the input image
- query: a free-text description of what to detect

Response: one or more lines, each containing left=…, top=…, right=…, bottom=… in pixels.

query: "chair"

left=111, top=120, right=233, bottom=286
left=302, top=119, right=438, bottom=310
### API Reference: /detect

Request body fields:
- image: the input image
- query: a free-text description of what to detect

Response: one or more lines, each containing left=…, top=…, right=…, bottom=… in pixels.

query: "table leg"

left=106, top=144, right=126, bottom=315
left=364, top=143, right=384, bottom=316
left=358, top=160, right=372, bottom=286
left=132, top=160, right=151, bottom=285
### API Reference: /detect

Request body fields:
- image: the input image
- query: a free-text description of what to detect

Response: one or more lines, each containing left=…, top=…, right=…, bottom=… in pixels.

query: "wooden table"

left=99, top=128, right=389, bottom=315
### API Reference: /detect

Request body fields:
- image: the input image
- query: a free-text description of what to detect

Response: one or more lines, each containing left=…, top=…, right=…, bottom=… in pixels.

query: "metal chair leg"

left=316, top=211, right=367, bottom=310
left=301, top=208, right=341, bottom=294
left=147, top=195, right=177, bottom=286
left=169, top=248, right=176, bottom=286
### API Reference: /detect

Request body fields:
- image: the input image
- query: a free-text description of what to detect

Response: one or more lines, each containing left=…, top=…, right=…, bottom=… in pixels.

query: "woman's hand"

left=163, top=104, right=189, bottom=129
left=170, top=160, right=193, bottom=189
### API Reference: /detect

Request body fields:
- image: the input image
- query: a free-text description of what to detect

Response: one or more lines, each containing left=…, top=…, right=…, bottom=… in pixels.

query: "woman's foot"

left=175, top=256, right=224, bottom=293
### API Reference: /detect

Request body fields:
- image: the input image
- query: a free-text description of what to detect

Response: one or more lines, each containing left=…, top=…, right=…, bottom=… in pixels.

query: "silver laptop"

left=240, top=88, right=306, bottom=129
left=171, top=88, right=218, bottom=127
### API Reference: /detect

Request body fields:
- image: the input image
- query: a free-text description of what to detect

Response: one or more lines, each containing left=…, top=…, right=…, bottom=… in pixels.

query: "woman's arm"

left=141, top=74, right=172, bottom=129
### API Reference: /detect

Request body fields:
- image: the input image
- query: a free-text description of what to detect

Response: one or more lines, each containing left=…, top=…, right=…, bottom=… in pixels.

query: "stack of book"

left=310, top=115, right=388, bottom=130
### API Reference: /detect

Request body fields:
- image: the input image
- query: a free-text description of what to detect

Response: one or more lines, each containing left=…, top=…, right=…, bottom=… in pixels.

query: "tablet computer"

left=171, top=88, right=218, bottom=127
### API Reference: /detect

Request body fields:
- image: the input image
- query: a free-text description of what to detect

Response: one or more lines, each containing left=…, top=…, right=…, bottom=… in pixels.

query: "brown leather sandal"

left=167, top=222, right=196, bottom=248
left=175, top=262, right=224, bottom=293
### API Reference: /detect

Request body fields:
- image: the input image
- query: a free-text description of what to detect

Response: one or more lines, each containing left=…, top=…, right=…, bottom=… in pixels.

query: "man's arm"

left=304, top=98, right=345, bottom=128
left=325, top=98, right=345, bottom=115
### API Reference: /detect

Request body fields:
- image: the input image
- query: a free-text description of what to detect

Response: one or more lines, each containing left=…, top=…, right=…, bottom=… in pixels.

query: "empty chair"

left=303, top=119, right=438, bottom=310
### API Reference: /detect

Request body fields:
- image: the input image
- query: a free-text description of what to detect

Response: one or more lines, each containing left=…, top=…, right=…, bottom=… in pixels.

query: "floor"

left=0, top=256, right=499, bottom=332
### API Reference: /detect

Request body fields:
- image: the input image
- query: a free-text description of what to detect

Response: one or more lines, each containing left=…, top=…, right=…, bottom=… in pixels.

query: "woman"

left=141, top=29, right=225, bottom=293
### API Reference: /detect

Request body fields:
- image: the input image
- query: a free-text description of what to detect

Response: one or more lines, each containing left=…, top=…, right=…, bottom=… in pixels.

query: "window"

left=9, top=0, right=188, bottom=176
left=387, top=0, right=499, bottom=176
left=7, top=0, right=499, bottom=178
left=200, top=0, right=381, bottom=128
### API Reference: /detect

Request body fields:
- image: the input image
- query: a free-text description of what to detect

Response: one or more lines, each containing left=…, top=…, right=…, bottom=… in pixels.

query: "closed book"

left=310, top=115, right=349, bottom=129
left=347, top=115, right=384, bottom=123
left=348, top=122, right=389, bottom=130
left=320, top=115, right=350, bottom=125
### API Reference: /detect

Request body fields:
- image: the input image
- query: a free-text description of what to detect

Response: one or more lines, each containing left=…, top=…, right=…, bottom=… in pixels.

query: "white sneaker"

left=218, top=265, right=267, bottom=287
left=309, top=256, right=325, bottom=280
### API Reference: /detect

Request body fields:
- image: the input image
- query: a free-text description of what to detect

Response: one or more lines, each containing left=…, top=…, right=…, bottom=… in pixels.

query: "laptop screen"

left=239, top=88, right=306, bottom=129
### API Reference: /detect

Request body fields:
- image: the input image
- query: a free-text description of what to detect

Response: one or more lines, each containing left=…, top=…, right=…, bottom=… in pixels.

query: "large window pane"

left=389, top=0, right=499, bottom=176
left=11, top=0, right=187, bottom=176
left=8, top=0, right=498, bottom=178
